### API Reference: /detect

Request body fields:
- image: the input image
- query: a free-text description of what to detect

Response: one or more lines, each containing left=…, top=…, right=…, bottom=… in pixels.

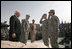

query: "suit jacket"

left=9, top=15, right=21, bottom=37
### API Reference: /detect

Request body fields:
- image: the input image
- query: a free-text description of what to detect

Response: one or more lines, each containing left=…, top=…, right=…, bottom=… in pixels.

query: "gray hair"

left=14, top=10, right=20, bottom=15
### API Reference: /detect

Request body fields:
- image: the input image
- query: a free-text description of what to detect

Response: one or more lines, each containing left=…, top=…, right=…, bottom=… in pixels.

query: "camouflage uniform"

left=20, top=19, right=30, bottom=44
left=1, top=28, right=8, bottom=40
left=1, top=23, right=9, bottom=40
left=47, top=15, right=60, bottom=48
left=40, top=10, right=60, bottom=48
left=40, top=19, right=49, bottom=46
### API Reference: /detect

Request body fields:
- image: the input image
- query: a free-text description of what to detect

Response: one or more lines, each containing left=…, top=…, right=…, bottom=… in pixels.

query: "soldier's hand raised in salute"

left=41, top=16, right=44, bottom=19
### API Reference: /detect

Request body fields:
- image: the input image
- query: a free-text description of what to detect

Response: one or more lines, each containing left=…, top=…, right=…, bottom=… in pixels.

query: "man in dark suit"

left=9, top=11, right=21, bottom=42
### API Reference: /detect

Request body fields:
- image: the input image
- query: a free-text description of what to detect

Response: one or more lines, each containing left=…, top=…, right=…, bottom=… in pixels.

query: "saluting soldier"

left=40, top=14, right=49, bottom=46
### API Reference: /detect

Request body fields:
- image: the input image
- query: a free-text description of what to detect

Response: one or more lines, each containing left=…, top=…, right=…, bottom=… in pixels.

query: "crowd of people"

left=59, top=22, right=71, bottom=48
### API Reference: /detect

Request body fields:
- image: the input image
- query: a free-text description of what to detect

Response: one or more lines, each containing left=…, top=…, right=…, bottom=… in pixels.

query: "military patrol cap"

left=26, top=14, right=30, bottom=17
left=49, top=9, right=55, bottom=14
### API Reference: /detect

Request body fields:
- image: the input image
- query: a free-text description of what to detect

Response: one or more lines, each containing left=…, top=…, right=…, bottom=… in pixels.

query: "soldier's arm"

left=40, top=18, right=43, bottom=24
left=54, top=16, right=60, bottom=31
left=22, top=20, right=26, bottom=32
left=24, top=20, right=29, bottom=32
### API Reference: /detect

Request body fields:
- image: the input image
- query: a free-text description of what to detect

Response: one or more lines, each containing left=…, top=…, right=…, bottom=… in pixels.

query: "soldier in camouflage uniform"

left=40, top=14, right=49, bottom=46
left=40, top=10, right=60, bottom=48
left=1, top=23, right=9, bottom=40
left=47, top=10, right=60, bottom=48
left=20, top=15, right=30, bottom=45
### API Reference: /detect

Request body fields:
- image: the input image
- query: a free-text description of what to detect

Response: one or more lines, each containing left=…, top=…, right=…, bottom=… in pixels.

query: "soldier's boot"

left=44, top=42, right=49, bottom=48
left=47, top=44, right=49, bottom=48
left=24, top=42, right=27, bottom=45
left=24, top=41, right=27, bottom=45
left=50, top=36, right=59, bottom=48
